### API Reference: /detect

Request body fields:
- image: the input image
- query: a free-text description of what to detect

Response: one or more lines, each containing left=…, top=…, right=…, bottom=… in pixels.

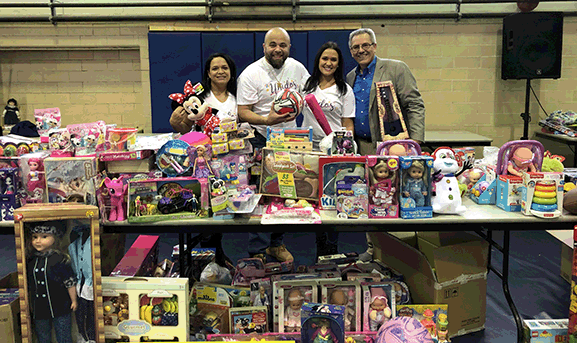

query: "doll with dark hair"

left=3, top=98, right=20, bottom=126
left=26, top=222, right=77, bottom=343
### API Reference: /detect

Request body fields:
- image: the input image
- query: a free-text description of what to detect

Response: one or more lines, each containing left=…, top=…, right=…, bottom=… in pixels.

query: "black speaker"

left=501, top=12, right=563, bottom=80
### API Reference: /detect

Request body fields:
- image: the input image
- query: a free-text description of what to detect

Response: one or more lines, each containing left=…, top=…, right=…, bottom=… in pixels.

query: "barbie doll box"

left=0, top=272, right=20, bottom=343
left=369, top=231, right=489, bottom=338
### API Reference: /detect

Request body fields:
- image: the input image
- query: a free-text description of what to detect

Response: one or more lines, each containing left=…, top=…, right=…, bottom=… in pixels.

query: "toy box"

left=318, top=156, right=366, bottom=210
left=110, top=235, right=159, bottom=277
left=520, top=172, right=564, bottom=218
left=127, top=176, right=209, bottom=223
left=0, top=167, right=23, bottom=221
left=67, top=121, right=106, bottom=156
left=277, top=280, right=318, bottom=333
left=233, top=258, right=266, bottom=287
left=190, top=283, right=232, bottom=336
left=0, top=272, right=20, bottom=343
left=266, top=127, right=313, bottom=151
left=14, top=203, right=105, bottom=343
left=361, top=281, right=397, bottom=332
left=335, top=173, right=368, bottom=219
left=496, top=175, right=524, bottom=212
left=260, top=148, right=322, bottom=201
left=319, top=280, right=362, bottom=332
left=301, top=302, right=345, bottom=343
left=34, top=107, right=61, bottom=135
left=102, top=276, right=189, bottom=342
left=44, top=156, right=101, bottom=205
left=396, top=304, right=449, bottom=341
left=199, top=283, right=252, bottom=308
left=106, top=127, right=138, bottom=152
left=522, top=319, right=568, bottom=343
left=19, top=152, right=50, bottom=204
left=210, top=154, right=249, bottom=188
left=230, top=306, right=268, bottom=334
left=331, top=129, right=355, bottom=155
left=469, top=165, right=497, bottom=204
left=398, top=155, right=433, bottom=219
left=366, top=155, right=400, bottom=218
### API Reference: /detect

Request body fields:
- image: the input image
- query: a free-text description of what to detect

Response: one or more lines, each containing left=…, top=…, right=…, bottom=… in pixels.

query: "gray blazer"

left=346, top=57, right=425, bottom=147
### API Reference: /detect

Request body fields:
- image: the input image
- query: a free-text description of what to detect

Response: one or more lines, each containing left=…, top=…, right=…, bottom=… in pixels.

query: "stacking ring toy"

left=532, top=196, right=557, bottom=205
left=533, top=190, right=556, bottom=198
left=531, top=203, right=557, bottom=212
left=535, top=183, right=556, bottom=191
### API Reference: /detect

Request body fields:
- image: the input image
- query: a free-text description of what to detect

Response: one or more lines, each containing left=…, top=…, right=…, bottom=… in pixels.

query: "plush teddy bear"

left=169, top=80, right=221, bottom=137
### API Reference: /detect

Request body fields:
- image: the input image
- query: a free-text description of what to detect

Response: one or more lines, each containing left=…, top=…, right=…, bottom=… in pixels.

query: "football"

left=273, top=89, right=304, bottom=118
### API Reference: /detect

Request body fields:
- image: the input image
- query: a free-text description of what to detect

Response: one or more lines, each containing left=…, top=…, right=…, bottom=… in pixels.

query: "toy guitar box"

left=375, top=81, right=409, bottom=141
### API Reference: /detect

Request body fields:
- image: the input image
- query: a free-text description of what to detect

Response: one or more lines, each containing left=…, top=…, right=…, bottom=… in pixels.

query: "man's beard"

left=265, top=52, right=287, bottom=69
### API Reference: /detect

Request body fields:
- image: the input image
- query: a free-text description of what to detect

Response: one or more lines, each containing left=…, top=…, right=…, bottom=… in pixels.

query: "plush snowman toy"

left=431, top=147, right=467, bottom=214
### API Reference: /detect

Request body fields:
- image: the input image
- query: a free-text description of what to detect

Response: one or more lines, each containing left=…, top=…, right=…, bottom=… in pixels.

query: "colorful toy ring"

left=531, top=203, right=557, bottom=212
left=533, top=190, right=556, bottom=198
left=535, top=184, right=556, bottom=192
left=532, top=196, right=557, bottom=205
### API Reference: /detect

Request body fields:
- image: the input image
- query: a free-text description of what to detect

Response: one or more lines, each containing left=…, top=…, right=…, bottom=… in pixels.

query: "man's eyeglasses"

left=350, top=43, right=374, bottom=52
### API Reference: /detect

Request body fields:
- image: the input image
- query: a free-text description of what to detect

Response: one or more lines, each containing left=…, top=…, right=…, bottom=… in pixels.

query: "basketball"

left=273, top=89, right=304, bottom=118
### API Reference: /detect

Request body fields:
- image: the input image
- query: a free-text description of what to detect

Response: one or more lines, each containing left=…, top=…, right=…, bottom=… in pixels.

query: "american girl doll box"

left=366, top=155, right=400, bottom=218
left=127, top=176, right=209, bottom=223
left=14, top=203, right=104, bottom=343
left=318, top=156, right=366, bottom=210
left=399, top=156, right=433, bottom=219
left=319, top=280, right=362, bottom=332
left=260, top=148, right=322, bottom=201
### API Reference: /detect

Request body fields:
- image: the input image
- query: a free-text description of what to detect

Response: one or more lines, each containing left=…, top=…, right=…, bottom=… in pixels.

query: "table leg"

left=476, top=229, right=524, bottom=343
left=179, top=232, right=185, bottom=277
left=573, top=143, right=577, bottom=168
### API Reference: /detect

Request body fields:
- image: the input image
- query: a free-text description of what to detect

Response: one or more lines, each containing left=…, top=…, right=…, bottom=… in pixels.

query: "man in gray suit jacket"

left=346, top=28, right=425, bottom=156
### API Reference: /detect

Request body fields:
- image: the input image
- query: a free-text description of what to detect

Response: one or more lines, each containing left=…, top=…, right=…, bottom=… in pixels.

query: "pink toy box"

left=43, top=156, right=101, bottom=205
left=319, top=280, right=362, bottom=332
left=127, top=176, right=209, bottom=223
left=361, top=282, right=396, bottom=332
left=399, top=156, right=433, bottom=219
left=396, top=304, right=449, bottom=341
left=366, top=155, right=400, bottom=218
left=34, top=107, right=61, bottom=136
left=496, top=140, right=545, bottom=212
left=19, top=151, right=50, bottom=204
left=110, top=235, right=159, bottom=277
left=66, top=121, right=106, bottom=156
left=318, top=156, right=366, bottom=210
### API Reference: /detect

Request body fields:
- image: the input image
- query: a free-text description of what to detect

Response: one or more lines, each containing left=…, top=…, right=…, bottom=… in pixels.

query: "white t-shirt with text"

left=204, top=91, right=237, bottom=123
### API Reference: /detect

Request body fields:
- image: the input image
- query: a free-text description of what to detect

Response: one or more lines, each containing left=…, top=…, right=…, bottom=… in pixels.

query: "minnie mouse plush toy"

left=169, top=80, right=221, bottom=137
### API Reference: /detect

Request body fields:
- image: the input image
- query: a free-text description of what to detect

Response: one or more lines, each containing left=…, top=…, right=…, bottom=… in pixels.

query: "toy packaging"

left=229, top=306, right=268, bottom=334
left=399, top=155, right=433, bottom=219
left=266, top=127, right=313, bottom=151
left=34, top=107, right=61, bottom=135
left=48, top=128, right=74, bottom=157
left=66, top=121, right=107, bottom=156
left=396, top=304, right=449, bottom=342
left=522, top=319, right=568, bottom=343
left=318, top=156, right=366, bottom=210
left=209, top=154, right=249, bottom=188
left=375, top=81, right=409, bottom=141
left=44, top=156, right=100, bottom=205
left=212, top=122, right=254, bottom=155
left=366, top=155, right=400, bottom=218
left=233, top=258, right=266, bottom=287
left=301, top=302, right=345, bottom=343
left=320, top=280, right=362, bottom=332
left=261, top=198, right=322, bottom=225
left=568, top=226, right=577, bottom=343
left=106, top=127, right=138, bottom=152
left=190, top=283, right=232, bottom=336
left=110, top=235, right=159, bottom=277
left=199, top=283, right=252, bottom=308
left=127, top=177, right=209, bottom=223
left=335, top=174, right=368, bottom=219
left=469, top=164, right=497, bottom=204
left=362, top=282, right=397, bottom=332
left=102, top=276, right=189, bottom=342
left=277, top=281, right=318, bottom=333
left=520, top=172, right=564, bottom=218
left=260, top=148, right=322, bottom=201
left=155, top=139, right=193, bottom=177
left=0, top=167, right=23, bottom=221
left=19, top=151, right=50, bottom=204
left=332, top=129, right=356, bottom=155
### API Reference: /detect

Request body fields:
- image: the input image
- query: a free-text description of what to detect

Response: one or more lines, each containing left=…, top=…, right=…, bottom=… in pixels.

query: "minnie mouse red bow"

left=168, top=80, right=196, bottom=104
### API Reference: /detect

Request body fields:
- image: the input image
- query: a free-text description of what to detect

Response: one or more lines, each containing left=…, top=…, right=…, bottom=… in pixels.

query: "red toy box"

left=110, top=235, right=159, bottom=277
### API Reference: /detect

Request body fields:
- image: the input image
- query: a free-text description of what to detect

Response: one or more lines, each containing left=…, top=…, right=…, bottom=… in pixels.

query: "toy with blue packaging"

left=301, top=302, right=344, bottom=343
left=318, top=156, right=366, bottom=210
left=520, top=171, right=563, bottom=218
left=495, top=140, right=544, bottom=212
left=399, top=156, right=433, bottom=219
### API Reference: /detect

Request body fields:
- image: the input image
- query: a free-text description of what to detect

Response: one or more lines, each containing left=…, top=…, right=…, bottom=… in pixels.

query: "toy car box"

left=110, top=235, right=159, bottom=277
left=370, top=231, right=489, bottom=338
left=127, top=176, right=209, bottom=223
left=522, top=319, right=568, bottom=343
left=102, top=276, right=189, bottom=342
left=0, top=272, right=20, bottom=343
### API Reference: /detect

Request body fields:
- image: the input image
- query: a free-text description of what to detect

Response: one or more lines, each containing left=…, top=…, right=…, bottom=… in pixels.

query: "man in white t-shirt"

left=237, top=27, right=310, bottom=264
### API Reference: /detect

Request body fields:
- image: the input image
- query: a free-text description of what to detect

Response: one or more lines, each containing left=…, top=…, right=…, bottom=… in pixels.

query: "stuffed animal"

left=169, top=80, right=221, bottom=137
left=541, top=150, right=564, bottom=172
left=104, top=176, right=128, bottom=221
left=431, top=147, right=466, bottom=214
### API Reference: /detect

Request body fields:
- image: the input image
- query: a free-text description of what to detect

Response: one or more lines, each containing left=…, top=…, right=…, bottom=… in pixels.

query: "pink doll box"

left=48, top=128, right=74, bottom=157
left=496, top=175, right=524, bottom=212
left=361, top=282, right=396, bottom=332
left=399, top=155, right=433, bottom=219
left=0, top=167, right=22, bottom=221
left=276, top=280, right=318, bottom=333
left=395, top=304, right=449, bottom=341
left=34, top=107, right=61, bottom=136
left=18, top=151, right=50, bottom=204
left=318, top=156, right=366, bottom=210
left=99, top=149, right=154, bottom=162
left=66, top=121, right=106, bottom=156
left=101, top=276, right=189, bottom=342
left=260, top=148, right=322, bottom=201
left=127, top=176, right=209, bottom=223
left=319, top=280, right=362, bottom=332
left=366, top=155, right=400, bottom=218
left=110, top=235, right=159, bottom=277
left=520, top=171, right=563, bottom=218
left=44, top=156, right=101, bottom=205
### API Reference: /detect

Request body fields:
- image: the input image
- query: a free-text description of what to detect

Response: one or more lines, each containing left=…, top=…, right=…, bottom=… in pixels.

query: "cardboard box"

left=522, top=318, right=568, bottom=342
left=0, top=272, right=20, bottom=343
left=547, top=230, right=572, bottom=283
left=369, top=231, right=489, bottom=338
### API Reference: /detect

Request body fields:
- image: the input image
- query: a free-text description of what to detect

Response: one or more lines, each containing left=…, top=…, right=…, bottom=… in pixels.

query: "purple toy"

left=104, top=175, right=128, bottom=221
left=375, top=316, right=433, bottom=343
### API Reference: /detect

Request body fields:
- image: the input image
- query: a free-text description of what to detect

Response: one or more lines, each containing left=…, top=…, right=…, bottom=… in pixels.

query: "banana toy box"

left=101, top=276, right=189, bottom=342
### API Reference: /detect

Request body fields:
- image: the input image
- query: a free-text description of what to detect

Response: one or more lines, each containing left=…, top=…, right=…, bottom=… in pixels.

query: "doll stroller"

left=376, top=140, right=422, bottom=156
left=495, top=140, right=545, bottom=176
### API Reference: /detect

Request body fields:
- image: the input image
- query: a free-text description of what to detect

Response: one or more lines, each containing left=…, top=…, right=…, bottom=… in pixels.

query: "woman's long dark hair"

left=203, top=53, right=237, bottom=96
left=303, top=42, right=347, bottom=96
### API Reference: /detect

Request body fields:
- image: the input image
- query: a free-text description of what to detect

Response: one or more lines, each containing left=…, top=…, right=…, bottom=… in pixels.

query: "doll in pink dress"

left=284, top=288, right=304, bottom=332
left=192, top=145, right=213, bottom=179
left=369, top=295, right=392, bottom=331
left=27, top=158, right=45, bottom=202
left=370, top=160, right=395, bottom=206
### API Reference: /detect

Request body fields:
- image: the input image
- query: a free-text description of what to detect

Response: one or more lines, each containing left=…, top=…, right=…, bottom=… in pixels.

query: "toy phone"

left=376, top=81, right=409, bottom=141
